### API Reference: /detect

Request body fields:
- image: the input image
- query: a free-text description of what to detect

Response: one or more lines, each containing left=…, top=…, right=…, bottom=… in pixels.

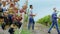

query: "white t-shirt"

left=1, top=5, right=7, bottom=12
left=29, top=9, right=33, bottom=18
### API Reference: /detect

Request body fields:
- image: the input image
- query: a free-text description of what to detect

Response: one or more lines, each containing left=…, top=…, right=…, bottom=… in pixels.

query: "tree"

left=37, top=15, right=52, bottom=26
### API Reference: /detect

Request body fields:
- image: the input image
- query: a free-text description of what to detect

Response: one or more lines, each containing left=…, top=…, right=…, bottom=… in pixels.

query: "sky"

left=20, top=0, right=60, bottom=21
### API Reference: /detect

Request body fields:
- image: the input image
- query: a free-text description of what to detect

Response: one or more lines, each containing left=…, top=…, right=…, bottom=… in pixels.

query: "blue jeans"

left=28, top=17, right=35, bottom=30
left=48, top=21, right=59, bottom=33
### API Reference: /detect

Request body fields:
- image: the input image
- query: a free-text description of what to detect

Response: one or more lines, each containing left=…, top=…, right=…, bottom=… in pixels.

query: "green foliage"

left=37, top=15, right=60, bottom=27
left=21, top=29, right=31, bottom=34
left=24, top=9, right=29, bottom=22
left=37, top=15, right=52, bottom=26
left=58, top=19, right=60, bottom=27
left=24, top=14, right=28, bottom=22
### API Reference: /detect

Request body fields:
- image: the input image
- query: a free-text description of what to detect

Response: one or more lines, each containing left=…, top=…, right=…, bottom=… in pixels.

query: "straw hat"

left=22, top=4, right=27, bottom=10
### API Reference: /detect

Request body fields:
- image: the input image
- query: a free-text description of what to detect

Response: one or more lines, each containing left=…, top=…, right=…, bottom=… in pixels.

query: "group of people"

left=0, top=0, right=36, bottom=34
left=0, top=0, right=27, bottom=34
left=28, top=6, right=60, bottom=34
left=2, top=0, right=60, bottom=34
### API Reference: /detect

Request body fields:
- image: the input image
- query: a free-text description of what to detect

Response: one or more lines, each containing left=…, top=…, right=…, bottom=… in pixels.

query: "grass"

left=58, top=23, right=60, bottom=29
left=21, top=29, right=31, bottom=34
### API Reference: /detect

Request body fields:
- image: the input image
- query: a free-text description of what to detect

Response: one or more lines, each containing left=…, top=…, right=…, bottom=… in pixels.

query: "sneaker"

left=48, top=31, right=51, bottom=33
left=58, top=32, right=60, bottom=34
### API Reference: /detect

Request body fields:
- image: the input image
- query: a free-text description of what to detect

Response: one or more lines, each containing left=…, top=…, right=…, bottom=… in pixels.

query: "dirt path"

left=33, top=23, right=58, bottom=34
left=23, top=23, right=58, bottom=34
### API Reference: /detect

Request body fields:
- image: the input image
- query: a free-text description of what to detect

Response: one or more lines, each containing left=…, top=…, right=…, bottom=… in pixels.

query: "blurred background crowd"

left=0, top=0, right=27, bottom=34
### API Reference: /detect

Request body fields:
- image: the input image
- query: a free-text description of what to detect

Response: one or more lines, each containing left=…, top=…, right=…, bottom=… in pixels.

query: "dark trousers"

left=13, top=21, right=22, bottom=28
left=1, top=23, right=6, bottom=30
left=17, top=22, right=22, bottom=28
left=8, top=28, right=14, bottom=34
left=48, top=21, right=60, bottom=33
left=28, top=17, right=35, bottom=30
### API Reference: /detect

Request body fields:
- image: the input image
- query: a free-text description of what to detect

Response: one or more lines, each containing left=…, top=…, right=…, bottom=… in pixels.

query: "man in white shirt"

left=1, top=1, right=7, bottom=12
left=28, top=5, right=35, bottom=30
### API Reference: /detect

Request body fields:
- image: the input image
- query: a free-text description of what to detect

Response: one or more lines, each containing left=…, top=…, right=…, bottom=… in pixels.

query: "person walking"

left=48, top=8, right=60, bottom=34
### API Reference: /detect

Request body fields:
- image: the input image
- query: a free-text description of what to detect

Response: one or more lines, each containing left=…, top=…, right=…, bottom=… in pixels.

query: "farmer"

left=48, top=8, right=60, bottom=34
